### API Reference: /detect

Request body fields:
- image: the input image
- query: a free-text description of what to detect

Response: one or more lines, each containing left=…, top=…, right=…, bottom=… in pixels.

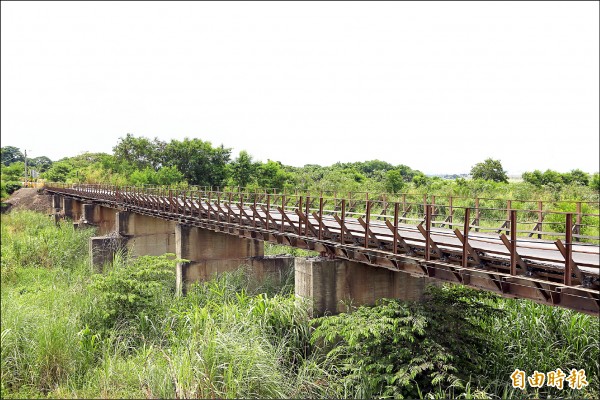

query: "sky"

left=1, top=1, right=599, bottom=175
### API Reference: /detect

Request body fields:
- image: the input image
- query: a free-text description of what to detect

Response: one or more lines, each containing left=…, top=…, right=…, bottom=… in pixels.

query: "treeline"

left=1, top=134, right=599, bottom=200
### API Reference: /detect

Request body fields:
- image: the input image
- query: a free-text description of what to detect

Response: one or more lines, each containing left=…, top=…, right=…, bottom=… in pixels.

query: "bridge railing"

left=45, top=182, right=600, bottom=244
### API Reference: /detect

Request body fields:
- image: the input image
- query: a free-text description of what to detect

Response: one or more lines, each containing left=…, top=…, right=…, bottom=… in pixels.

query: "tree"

left=163, top=138, right=231, bottom=188
left=522, top=170, right=543, bottom=186
left=564, top=169, right=590, bottom=186
left=29, top=156, right=53, bottom=172
left=42, top=161, right=73, bottom=182
left=1, top=146, right=24, bottom=166
left=230, top=151, right=257, bottom=188
left=257, top=160, right=293, bottom=189
left=470, top=158, right=508, bottom=183
left=384, top=170, right=405, bottom=193
left=591, top=173, right=600, bottom=191
left=412, top=173, right=430, bottom=188
left=1, top=162, right=25, bottom=181
left=113, top=133, right=165, bottom=171
left=541, top=169, right=563, bottom=186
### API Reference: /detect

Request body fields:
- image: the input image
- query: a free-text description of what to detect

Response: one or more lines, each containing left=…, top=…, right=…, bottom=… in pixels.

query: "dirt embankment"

left=2, top=188, right=53, bottom=214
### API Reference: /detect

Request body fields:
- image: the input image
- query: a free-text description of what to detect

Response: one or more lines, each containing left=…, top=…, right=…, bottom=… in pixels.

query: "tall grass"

left=1, top=210, right=598, bottom=399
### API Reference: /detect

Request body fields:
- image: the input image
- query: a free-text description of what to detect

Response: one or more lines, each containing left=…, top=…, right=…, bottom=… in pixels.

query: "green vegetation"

left=1, top=137, right=598, bottom=397
left=2, top=136, right=598, bottom=207
left=1, top=211, right=598, bottom=399
left=470, top=158, right=508, bottom=183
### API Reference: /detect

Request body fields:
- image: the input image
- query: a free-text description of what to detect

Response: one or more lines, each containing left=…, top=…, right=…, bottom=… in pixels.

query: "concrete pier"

left=83, top=204, right=117, bottom=234
left=89, top=235, right=125, bottom=271
left=118, top=211, right=176, bottom=257
left=175, top=224, right=264, bottom=295
left=295, top=258, right=427, bottom=316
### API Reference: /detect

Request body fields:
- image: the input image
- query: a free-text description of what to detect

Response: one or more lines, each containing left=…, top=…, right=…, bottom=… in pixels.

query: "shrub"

left=84, top=254, right=177, bottom=338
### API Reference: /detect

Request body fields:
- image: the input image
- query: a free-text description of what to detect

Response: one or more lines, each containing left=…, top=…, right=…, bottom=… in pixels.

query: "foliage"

left=258, top=160, right=295, bottom=189
left=311, top=286, right=500, bottom=399
left=592, top=173, right=600, bottom=191
left=29, top=156, right=53, bottom=173
left=230, top=150, right=258, bottom=187
left=1, top=181, right=21, bottom=199
left=112, top=133, right=166, bottom=171
left=523, top=168, right=594, bottom=188
left=163, top=138, right=231, bottom=187
left=384, top=169, right=405, bottom=193
left=41, top=161, right=74, bottom=182
left=1, top=146, right=24, bottom=166
left=1, top=162, right=25, bottom=182
left=129, top=166, right=185, bottom=186
left=1, top=211, right=95, bottom=283
left=470, top=158, right=508, bottom=183
left=84, top=254, right=177, bottom=336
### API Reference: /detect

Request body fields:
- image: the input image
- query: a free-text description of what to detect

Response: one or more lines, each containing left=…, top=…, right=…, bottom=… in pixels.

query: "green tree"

left=42, top=161, right=73, bottom=182
left=230, top=150, right=258, bottom=188
left=1, top=162, right=25, bottom=181
left=1, top=146, right=24, bottom=166
left=412, top=173, right=429, bottom=188
left=258, top=160, right=293, bottom=189
left=470, top=158, right=508, bottom=183
left=564, top=169, right=590, bottom=186
left=163, top=138, right=231, bottom=188
left=113, top=133, right=165, bottom=170
left=384, top=170, right=405, bottom=193
left=29, top=156, right=53, bottom=172
left=522, top=170, right=543, bottom=186
left=591, top=173, right=600, bottom=191
left=541, top=169, right=563, bottom=186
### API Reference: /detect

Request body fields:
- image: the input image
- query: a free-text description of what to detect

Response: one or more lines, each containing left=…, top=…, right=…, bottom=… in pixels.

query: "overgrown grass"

left=1, top=210, right=598, bottom=399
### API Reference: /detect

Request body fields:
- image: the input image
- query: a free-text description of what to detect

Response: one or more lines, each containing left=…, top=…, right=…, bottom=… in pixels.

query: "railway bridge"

left=44, top=183, right=600, bottom=316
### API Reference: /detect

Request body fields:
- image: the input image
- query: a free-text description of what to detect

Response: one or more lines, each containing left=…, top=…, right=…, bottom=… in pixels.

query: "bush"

left=84, top=254, right=177, bottom=339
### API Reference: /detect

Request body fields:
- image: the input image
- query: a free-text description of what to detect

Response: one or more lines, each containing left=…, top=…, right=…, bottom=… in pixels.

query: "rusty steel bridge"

left=44, top=183, right=600, bottom=315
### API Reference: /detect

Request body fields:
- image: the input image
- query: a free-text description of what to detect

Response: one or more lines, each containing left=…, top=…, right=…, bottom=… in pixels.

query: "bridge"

left=43, top=183, right=600, bottom=316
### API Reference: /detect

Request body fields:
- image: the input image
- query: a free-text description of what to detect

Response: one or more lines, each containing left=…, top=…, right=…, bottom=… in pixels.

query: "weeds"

left=1, top=210, right=598, bottom=398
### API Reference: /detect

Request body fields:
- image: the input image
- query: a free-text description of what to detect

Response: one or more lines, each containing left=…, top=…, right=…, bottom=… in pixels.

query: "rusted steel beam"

left=564, top=213, right=573, bottom=286
left=260, top=205, right=280, bottom=230
left=393, top=202, right=399, bottom=254
left=277, top=206, right=298, bottom=234
left=298, top=196, right=303, bottom=235
left=364, top=201, right=371, bottom=249
left=341, top=199, right=346, bottom=244
left=510, top=210, right=517, bottom=276
left=295, top=209, right=318, bottom=237
left=462, top=208, right=470, bottom=268
left=384, top=219, right=411, bottom=254
left=425, top=204, right=432, bottom=261
left=318, top=197, right=324, bottom=240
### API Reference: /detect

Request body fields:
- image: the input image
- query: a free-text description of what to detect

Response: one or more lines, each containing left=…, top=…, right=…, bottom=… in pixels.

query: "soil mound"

left=2, top=188, right=52, bottom=214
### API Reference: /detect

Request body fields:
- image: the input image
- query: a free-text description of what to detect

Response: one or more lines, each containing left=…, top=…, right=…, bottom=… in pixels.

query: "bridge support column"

left=80, top=204, right=118, bottom=234
left=118, top=211, right=176, bottom=257
left=61, top=196, right=73, bottom=219
left=175, top=224, right=264, bottom=295
left=59, top=196, right=83, bottom=221
left=295, top=258, right=427, bottom=316
left=89, top=235, right=125, bottom=271
left=52, top=194, right=61, bottom=210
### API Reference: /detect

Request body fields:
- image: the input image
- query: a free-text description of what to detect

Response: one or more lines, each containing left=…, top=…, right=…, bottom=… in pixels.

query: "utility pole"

left=24, top=149, right=28, bottom=185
